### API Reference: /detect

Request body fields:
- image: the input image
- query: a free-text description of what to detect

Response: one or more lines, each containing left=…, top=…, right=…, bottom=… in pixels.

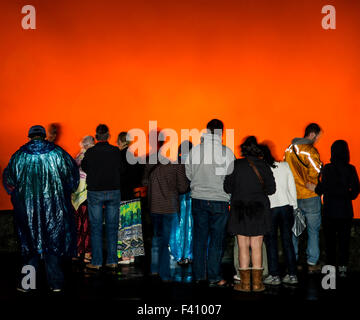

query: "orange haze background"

left=0, top=0, right=359, bottom=217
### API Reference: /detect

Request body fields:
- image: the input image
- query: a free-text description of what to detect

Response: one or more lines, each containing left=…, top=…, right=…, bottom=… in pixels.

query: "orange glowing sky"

left=0, top=0, right=359, bottom=216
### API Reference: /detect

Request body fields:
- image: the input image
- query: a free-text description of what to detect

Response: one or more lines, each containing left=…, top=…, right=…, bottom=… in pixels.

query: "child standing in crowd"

left=307, top=140, right=359, bottom=278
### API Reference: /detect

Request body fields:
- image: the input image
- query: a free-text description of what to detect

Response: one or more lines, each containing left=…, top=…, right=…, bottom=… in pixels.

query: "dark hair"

left=304, top=123, right=321, bottom=138
left=178, top=140, right=193, bottom=162
left=95, top=124, right=109, bottom=141
left=240, top=136, right=263, bottom=158
left=259, top=144, right=277, bottom=168
left=117, top=131, right=128, bottom=144
left=331, top=140, right=350, bottom=164
left=47, top=123, right=60, bottom=142
left=207, top=119, right=224, bottom=135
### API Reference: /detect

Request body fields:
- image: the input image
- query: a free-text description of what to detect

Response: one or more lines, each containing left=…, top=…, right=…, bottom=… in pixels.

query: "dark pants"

left=150, top=213, right=177, bottom=281
left=265, top=205, right=297, bottom=277
left=19, top=254, right=64, bottom=290
left=323, top=217, right=352, bottom=267
left=87, top=190, right=121, bottom=266
left=191, top=199, right=229, bottom=282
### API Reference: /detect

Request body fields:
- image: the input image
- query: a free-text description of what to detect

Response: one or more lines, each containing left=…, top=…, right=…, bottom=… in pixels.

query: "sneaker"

left=282, top=274, right=298, bottom=285
left=118, top=259, right=131, bottom=265
left=338, top=266, right=347, bottom=278
left=263, top=275, right=281, bottom=286
left=233, top=275, right=241, bottom=283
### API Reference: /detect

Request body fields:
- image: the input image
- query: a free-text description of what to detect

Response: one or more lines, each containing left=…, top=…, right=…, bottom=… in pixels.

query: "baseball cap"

left=28, top=125, right=46, bottom=138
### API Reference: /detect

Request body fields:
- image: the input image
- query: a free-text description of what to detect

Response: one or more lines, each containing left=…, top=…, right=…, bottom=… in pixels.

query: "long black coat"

left=224, top=156, right=276, bottom=236
left=315, top=163, right=359, bottom=219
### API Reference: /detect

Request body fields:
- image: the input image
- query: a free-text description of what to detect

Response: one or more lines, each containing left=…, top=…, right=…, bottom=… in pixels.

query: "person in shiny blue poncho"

left=3, top=125, right=79, bottom=292
left=169, top=141, right=193, bottom=265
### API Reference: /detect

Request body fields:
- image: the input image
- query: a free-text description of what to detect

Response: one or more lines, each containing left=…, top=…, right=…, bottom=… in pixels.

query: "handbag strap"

left=292, top=145, right=308, bottom=168
left=247, top=158, right=265, bottom=191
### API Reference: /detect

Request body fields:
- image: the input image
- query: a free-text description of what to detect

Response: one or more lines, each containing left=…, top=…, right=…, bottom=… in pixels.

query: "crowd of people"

left=3, top=120, right=359, bottom=293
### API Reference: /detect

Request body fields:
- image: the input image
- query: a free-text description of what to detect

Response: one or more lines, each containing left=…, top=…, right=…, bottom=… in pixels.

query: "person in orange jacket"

left=284, top=123, right=322, bottom=274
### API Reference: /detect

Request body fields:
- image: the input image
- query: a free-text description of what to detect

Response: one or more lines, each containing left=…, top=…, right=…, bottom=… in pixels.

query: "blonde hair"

left=117, top=131, right=130, bottom=147
left=81, top=135, right=95, bottom=149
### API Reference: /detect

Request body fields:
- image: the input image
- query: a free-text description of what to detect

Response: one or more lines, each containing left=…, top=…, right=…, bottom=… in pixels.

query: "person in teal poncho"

left=3, top=125, right=79, bottom=293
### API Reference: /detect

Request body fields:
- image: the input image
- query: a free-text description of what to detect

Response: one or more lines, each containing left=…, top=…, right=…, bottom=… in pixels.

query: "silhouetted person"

left=307, top=140, right=359, bottom=277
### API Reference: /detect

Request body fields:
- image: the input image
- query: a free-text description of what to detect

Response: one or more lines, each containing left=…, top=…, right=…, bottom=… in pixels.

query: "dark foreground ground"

left=0, top=252, right=358, bottom=317
left=1, top=211, right=360, bottom=316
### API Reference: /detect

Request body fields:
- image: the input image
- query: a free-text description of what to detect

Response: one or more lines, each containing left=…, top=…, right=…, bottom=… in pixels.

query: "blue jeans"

left=265, top=205, right=297, bottom=276
left=20, top=254, right=64, bottom=290
left=87, top=190, right=121, bottom=266
left=150, top=213, right=177, bottom=281
left=292, top=196, right=322, bottom=265
left=191, top=199, right=229, bottom=282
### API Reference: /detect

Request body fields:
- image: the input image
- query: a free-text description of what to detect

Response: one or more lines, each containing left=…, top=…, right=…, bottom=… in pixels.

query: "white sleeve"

left=286, top=163, right=298, bottom=209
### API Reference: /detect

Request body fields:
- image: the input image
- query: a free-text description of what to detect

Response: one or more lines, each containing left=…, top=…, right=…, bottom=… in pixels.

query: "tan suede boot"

left=234, top=269, right=251, bottom=292
left=252, top=268, right=265, bottom=292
